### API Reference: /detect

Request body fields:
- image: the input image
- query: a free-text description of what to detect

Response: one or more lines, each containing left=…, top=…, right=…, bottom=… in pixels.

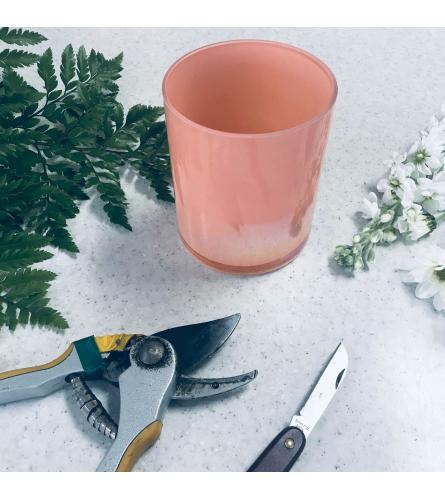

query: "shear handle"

left=0, top=334, right=139, bottom=407
left=0, top=344, right=83, bottom=405
left=97, top=337, right=177, bottom=472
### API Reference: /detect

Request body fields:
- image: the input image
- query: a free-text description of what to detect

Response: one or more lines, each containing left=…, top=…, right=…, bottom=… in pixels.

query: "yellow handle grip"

left=0, top=344, right=74, bottom=381
left=116, top=420, right=163, bottom=472
left=95, top=334, right=137, bottom=353
left=0, top=334, right=136, bottom=381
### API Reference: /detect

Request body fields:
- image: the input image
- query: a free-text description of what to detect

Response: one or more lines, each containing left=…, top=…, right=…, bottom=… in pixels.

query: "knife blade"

left=247, top=342, right=348, bottom=472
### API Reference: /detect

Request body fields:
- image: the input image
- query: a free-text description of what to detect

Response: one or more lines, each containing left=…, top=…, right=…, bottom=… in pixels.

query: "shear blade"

left=173, top=370, right=258, bottom=400
left=156, top=313, right=241, bottom=372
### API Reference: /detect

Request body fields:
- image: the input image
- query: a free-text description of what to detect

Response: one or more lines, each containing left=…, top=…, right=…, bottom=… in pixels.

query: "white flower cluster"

left=335, top=106, right=445, bottom=273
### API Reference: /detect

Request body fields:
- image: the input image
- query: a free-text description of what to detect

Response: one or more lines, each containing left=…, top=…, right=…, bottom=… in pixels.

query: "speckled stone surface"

left=2, top=28, right=445, bottom=471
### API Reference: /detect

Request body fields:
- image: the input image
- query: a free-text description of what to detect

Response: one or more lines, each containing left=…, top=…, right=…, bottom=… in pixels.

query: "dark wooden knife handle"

left=247, top=426, right=306, bottom=472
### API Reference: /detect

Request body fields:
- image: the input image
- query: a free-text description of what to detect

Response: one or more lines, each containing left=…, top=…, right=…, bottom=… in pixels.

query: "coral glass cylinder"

left=163, top=40, right=337, bottom=274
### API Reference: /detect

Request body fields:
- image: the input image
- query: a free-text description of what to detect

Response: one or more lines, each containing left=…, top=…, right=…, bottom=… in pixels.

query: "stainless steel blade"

left=156, top=313, right=241, bottom=372
left=290, top=343, right=348, bottom=437
left=173, top=370, right=258, bottom=400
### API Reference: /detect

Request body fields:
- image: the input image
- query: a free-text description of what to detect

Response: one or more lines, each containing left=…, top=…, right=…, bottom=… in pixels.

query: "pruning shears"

left=0, top=314, right=257, bottom=471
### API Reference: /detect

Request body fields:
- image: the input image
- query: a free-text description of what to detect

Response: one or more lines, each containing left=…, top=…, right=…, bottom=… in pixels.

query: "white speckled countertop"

left=2, top=28, right=445, bottom=472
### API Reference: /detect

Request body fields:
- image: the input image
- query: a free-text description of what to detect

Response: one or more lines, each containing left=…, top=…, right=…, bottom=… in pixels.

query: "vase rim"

left=162, top=39, right=338, bottom=139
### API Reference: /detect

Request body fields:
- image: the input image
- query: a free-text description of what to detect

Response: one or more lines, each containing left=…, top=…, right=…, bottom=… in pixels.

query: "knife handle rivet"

left=284, top=438, right=295, bottom=449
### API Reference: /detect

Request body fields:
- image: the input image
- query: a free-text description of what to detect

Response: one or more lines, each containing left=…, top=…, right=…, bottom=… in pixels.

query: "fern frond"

left=0, top=268, right=68, bottom=330
left=0, top=49, right=39, bottom=68
left=0, top=232, right=52, bottom=272
left=0, top=27, right=174, bottom=332
left=0, top=27, right=47, bottom=46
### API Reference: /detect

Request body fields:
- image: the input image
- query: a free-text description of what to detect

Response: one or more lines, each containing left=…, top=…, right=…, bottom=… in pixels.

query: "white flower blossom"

left=376, top=164, right=416, bottom=207
left=361, top=192, right=380, bottom=219
left=407, top=131, right=445, bottom=175
left=414, top=174, right=445, bottom=215
left=376, top=154, right=416, bottom=206
left=401, top=245, right=445, bottom=312
left=385, top=153, right=414, bottom=178
left=395, top=203, right=434, bottom=241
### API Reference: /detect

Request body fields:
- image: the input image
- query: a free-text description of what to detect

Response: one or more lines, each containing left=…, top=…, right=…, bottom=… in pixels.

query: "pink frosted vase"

left=163, top=40, right=337, bottom=275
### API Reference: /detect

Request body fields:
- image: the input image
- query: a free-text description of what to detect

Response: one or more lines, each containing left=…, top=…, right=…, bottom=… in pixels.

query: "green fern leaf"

left=76, top=46, right=89, bottom=82
left=112, top=103, right=124, bottom=129
left=0, top=269, right=68, bottom=330
left=0, top=27, right=47, bottom=46
left=60, top=44, right=76, bottom=89
left=88, top=164, right=132, bottom=230
left=136, top=121, right=174, bottom=202
left=103, top=202, right=131, bottom=231
left=2, top=69, right=45, bottom=114
left=0, top=49, right=39, bottom=68
left=45, top=226, right=79, bottom=253
left=0, top=232, right=52, bottom=272
left=139, top=162, right=174, bottom=202
left=126, top=104, right=164, bottom=125
left=38, top=48, right=58, bottom=94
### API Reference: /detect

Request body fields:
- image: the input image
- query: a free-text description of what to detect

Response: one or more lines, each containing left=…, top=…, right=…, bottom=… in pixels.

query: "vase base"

left=179, top=234, right=309, bottom=276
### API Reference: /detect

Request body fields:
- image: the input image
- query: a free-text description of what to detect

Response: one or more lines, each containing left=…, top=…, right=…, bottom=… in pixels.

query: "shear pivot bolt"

left=137, top=339, right=166, bottom=366
left=284, top=438, right=295, bottom=449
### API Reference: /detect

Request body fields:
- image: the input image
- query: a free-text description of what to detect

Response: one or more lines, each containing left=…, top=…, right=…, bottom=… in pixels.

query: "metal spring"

left=69, top=375, right=118, bottom=440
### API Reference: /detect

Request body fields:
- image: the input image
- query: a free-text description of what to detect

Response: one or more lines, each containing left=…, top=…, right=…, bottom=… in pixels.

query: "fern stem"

left=16, top=69, right=100, bottom=125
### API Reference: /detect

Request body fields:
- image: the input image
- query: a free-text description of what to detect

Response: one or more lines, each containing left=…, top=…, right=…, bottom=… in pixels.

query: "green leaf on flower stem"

left=0, top=27, right=47, bottom=46
left=0, top=49, right=39, bottom=68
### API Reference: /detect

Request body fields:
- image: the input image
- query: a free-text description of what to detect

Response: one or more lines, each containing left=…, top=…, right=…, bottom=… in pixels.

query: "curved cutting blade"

left=156, top=313, right=241, bottom=372
left=173, top=370, right=258, bottom=400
